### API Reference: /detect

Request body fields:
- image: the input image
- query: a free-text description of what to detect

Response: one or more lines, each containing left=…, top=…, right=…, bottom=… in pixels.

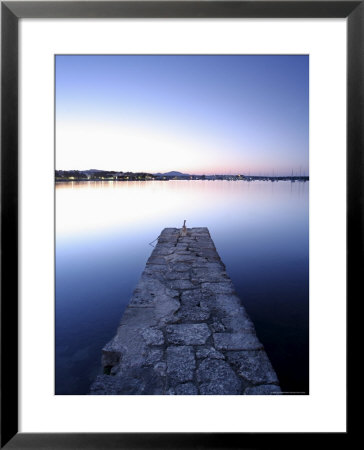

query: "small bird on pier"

left=180, top=220, right=187, bottom=236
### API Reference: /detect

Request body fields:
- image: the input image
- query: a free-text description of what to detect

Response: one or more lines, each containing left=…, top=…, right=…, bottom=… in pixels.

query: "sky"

left=56, top=55, right=309, bottom=176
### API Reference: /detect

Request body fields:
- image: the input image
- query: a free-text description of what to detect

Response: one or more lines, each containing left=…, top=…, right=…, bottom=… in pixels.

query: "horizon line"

left=55, top=168, right=309, bottom=177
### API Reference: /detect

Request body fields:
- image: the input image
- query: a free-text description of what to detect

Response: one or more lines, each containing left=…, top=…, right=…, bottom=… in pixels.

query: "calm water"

left=56, top=180, right=309, bottom=394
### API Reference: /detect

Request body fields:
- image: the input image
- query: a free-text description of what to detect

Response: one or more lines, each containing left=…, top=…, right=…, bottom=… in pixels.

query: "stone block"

left=166, top=323, right=211, bottom=345
left=175, top=383, right=198, bottom=395
left=169, top=263, right=191, bottom=272
left=166, top=346, right=196, bottom=383
left=144, top=348, right=164, bottom=366
left=175, top=306, right=210, bottom=322
left=226, top=350, right=279, bottom=385
left=119, top=307, right=157, bottom=327
left=201, top=282, right=235, bottom=295
left=141, top=327, right=164, bottom=345
left=197, top=358, right=241, bottom=395
left=180, top=289, right=203, bottom=306
left=221, top=309, right=255, bottom=333
left=213, top=333, right=263, bottom=351
left=168, top=279, right=197, bottom=290
left=196, top=347, right=225, bottom=360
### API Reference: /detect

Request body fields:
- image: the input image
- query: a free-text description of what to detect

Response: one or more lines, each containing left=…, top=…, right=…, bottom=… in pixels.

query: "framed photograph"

left=1, top=1, right=357, bottom=448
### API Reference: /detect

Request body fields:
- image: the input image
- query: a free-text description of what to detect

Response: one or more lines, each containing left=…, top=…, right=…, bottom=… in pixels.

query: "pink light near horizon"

left=56, top=55, right=309, bottom=177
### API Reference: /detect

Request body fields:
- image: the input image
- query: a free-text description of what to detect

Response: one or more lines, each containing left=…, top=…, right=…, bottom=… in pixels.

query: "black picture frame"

left=1, top=1, right=358, bottom=448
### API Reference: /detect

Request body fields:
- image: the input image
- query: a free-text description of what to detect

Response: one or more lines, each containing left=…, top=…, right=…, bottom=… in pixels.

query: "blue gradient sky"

left=56, top=55, right=308, bottom=175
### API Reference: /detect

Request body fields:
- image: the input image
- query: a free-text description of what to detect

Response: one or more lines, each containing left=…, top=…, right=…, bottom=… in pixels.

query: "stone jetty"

left=90, top=227, right=281, bottom=395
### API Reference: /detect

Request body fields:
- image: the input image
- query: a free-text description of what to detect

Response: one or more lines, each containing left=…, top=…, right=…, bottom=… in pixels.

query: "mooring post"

left=180, top=219, right=187, bottom=236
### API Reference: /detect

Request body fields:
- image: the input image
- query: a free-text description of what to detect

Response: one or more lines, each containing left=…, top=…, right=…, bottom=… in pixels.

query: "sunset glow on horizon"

left=56, top=55, right=309, bottom=176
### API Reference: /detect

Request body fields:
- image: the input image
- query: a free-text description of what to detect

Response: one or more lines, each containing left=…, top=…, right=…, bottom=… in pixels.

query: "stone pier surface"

left=90, top=228, right=281, bottom=395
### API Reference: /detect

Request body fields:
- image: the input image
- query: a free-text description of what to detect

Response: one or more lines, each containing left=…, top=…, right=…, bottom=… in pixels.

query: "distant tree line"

left=55, top=170, right=158, bottom=181
left=55, top=170, right=88, bottom=180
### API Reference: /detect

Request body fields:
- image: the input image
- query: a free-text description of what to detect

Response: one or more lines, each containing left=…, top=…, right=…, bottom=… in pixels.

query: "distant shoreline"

left=55, top=177, right=309, bottom=183
left=56, top=170, right=308, bottom=182
left=55, top=169, right=308, bottom=183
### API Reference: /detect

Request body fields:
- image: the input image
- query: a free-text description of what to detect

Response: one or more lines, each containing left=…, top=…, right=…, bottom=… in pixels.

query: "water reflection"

left=56, top=180, right=309, bottom=394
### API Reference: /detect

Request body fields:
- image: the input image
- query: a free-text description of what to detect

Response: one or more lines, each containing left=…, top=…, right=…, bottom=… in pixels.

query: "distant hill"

left=155, top=171, right=190, bottom=177
left=83, top=169, right=107, bottom=174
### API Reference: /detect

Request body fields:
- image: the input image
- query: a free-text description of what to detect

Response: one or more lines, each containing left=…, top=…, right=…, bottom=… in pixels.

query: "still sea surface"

left=56, top=180, right=309, bottom=395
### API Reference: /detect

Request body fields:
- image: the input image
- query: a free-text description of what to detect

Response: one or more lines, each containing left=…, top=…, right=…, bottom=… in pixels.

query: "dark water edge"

left=211, top=230, right=309, bottom=395
left=231, top=266, right=309, bottom=394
